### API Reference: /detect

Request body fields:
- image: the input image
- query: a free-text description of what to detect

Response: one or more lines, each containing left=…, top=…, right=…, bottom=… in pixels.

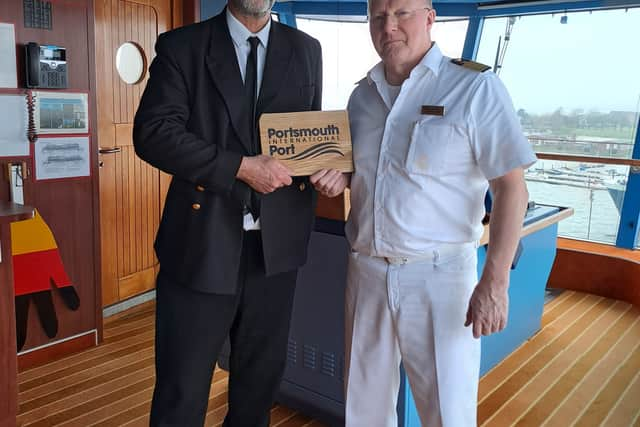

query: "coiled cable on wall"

left=26, top=90, right=37, bottom=143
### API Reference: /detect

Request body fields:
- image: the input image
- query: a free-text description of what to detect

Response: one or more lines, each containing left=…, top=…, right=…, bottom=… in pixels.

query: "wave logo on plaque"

left=10, top=209, right=80, bottom=351
left=259, top=110, right=353, bottom=176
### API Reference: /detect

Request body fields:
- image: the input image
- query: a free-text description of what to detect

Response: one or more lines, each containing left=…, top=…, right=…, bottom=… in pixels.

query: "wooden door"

left=95, top=0, right=178, bottom=306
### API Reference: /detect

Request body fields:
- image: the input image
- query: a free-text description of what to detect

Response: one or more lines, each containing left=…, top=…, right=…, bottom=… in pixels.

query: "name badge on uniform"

left=421, top=105, right=445, bottom=116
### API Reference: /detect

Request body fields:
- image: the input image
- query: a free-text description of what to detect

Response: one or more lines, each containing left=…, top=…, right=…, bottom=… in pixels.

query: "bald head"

left=367, top=0, right=436, bottom=85
left=367, top=0, right=432, bottom=15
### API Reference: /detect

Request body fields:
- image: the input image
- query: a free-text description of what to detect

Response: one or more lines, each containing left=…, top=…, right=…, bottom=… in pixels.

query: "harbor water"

left=524, top=159, right=627, bottom=245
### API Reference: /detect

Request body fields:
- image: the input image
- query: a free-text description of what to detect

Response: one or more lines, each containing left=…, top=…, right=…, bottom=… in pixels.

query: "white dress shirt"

left=226, top=8, right=270, bottom=96
left=226, top=9, right=271, bottom=230
left=346, top=43, right=537, bottom=258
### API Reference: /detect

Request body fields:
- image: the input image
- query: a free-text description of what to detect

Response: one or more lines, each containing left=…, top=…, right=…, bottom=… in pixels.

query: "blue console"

left=277, top=205, right=565, bottom=426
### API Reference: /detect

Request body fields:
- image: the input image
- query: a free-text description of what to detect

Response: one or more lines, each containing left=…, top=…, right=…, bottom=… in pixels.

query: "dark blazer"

left=133, top=11, right=322, bottom=294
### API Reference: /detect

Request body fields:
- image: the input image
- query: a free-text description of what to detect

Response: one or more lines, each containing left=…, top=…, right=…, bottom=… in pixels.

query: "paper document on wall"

left=35, top=136, right=91, bottom=180
left=0, top=94, right=30, bottom=157
left=0, top=23, right=17, bottom=88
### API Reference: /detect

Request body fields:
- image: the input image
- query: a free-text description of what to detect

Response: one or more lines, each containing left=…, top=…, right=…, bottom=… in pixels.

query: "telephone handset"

left=25, top=42, right=67, bottom=89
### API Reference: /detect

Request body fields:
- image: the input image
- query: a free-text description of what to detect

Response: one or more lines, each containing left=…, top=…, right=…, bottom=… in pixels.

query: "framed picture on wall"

left=34, top=91, right=89, bottom=134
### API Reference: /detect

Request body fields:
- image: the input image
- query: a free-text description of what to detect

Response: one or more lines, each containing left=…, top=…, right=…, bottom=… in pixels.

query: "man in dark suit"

left=132, top=0, right=322, bottom=425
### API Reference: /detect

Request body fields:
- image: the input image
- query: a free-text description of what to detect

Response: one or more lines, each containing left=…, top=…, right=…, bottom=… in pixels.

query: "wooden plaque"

left=259, top=110, right=353, bottom=176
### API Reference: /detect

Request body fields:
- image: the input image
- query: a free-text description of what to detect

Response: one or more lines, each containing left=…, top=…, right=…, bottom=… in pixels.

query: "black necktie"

left=245, top=36, right=259, bottom=152
left=245, top=36, right=261, bottom=220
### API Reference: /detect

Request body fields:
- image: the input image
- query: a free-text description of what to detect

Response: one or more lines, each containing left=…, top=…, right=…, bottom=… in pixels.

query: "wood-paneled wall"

left=95, top=0, right=173, bottom=306
left=115, top=146, right=160, bottom=279
left=0, top=204, right=35, bottom=427
left=0, top=1, right=101, bottom=354
left=548, top=238, right=640, bottom=308
left=111, top=2, right=157, bottom=124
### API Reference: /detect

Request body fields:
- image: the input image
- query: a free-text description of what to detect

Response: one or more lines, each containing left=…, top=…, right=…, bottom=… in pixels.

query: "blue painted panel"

left=275, top=0, right=640, bottom=19
left=205, top=1, right=640, bottom=22
left=616, top=172, right=640, bottom=248
left=462, top=16, right=484, bottom=60
left=399, top=206, right=560, bottom=423
left=206, top=0, right=640, bottom=21
left=273, top=1, right=294, bottom=15
left=275, top=1, right=476, bottom=16
left=201, top=0, right=225, bottom=20
left=476, top=0, right=640, bottom=17
left=616, top=114, right=640, bottom=248
left=277, top=11, right=298, bottom=27
left=267, top=0, right=639, bottom=4
left=273, top=0, right=480, bottom=3
left=280, top=208, right=562, bottom=426
left=430, top=3, right=478, bottom=16
left=398, top=373, right=422, bottom=427
left=478, top=223, right=558, bottom=374
left=274, top=1, right=366, bottom=15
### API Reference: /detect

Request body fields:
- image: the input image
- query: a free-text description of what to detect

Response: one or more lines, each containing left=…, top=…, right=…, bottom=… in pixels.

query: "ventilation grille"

left=321, top=352, right=336, bottom=377
left=303, top=344, right=316, bottom=370
left=287, top=339, right=297, bottom=366
left=24, top=0, right=52, bottom=30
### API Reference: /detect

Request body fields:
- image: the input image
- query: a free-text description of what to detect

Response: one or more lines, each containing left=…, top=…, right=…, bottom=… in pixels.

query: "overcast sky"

left=298, top=7, right=640, bottom=116
left=475, top=7, right=640, bottom=115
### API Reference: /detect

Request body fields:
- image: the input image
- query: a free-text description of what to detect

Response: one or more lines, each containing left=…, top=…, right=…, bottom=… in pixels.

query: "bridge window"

left=296, top=17, right=469, bottom=110
left=475, top=7, right=640, bottom=245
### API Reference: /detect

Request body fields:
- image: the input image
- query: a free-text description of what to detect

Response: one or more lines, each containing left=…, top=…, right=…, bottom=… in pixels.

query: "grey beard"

left=236, top=0, right=276, bottom=17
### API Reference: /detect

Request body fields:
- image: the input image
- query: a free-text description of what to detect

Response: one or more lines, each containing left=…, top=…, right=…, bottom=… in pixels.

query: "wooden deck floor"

left=17, top=290, right=640, bottom=426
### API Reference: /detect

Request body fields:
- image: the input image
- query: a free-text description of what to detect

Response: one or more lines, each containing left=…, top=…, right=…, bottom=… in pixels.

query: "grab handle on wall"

left=98, top=147, right=122, bottom=155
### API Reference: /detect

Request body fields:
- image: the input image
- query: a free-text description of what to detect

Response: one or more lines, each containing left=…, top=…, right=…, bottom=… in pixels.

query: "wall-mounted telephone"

left=25, top=42, right=67, bottom=89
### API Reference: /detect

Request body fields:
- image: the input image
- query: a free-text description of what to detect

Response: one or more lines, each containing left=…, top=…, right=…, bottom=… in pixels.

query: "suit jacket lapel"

left=205, top=12, right=253, bottom=154
left=257, top=22, right=293, bottom=116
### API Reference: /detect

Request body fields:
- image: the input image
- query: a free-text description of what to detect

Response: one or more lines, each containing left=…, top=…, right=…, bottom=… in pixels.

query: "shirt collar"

left=417, top=42, right=443, bottom=77
left=226, top=8, right=271, bottom=49
left=366, top=42, right=444, bottom=86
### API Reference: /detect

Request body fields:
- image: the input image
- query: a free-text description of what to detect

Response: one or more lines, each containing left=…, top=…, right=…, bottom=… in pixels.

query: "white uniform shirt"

left=346, top=43, right=537, bottom=258
left=226, top=9, right=270, bottom=230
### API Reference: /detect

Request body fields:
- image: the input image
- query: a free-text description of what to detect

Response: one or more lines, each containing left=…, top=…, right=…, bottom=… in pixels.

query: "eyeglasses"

left=370, top=7, right=431, bottom=27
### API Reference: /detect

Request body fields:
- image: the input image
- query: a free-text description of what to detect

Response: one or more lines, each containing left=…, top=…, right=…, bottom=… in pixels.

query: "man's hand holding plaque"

left=236, top=155, right=293, bottom=194
left=309, top=168, right=351, bottom=198
left=259, top=110, right=353, bottom=176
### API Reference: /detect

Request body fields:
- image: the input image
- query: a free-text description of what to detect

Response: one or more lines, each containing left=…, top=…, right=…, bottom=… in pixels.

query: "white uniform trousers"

left=344, top=242, right=481, bottom=427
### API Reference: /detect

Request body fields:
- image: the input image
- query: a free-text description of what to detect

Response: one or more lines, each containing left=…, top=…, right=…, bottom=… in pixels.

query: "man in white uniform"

left=311, top=0, right=536, bottom=425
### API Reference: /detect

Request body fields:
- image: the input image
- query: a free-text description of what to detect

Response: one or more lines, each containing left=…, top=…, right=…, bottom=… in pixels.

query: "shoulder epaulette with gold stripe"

left=451, top=58, right=491, bottom=73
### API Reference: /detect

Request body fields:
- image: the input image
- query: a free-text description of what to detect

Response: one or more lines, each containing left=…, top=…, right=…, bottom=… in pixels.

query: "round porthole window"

left=115, top=42, right=146, bottom=84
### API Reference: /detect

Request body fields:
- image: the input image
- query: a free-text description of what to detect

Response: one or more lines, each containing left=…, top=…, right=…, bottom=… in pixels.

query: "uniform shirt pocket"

left=405, top=121, right=453, bottom=176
